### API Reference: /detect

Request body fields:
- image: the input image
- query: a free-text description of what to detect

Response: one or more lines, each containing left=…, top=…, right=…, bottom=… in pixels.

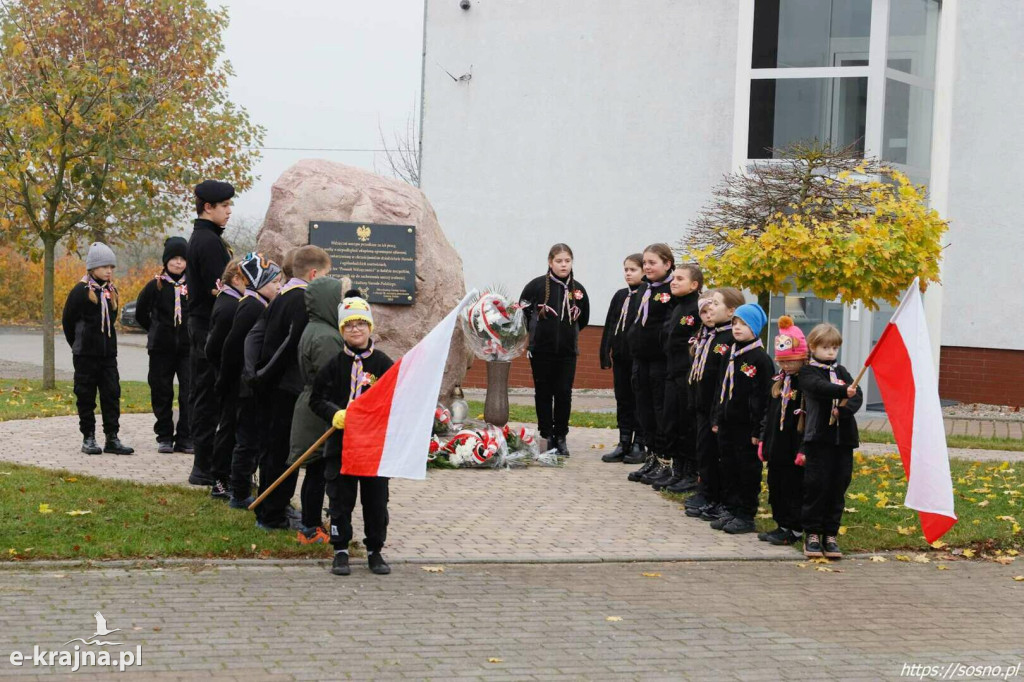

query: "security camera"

left=460, top=0, right=471, bottom=9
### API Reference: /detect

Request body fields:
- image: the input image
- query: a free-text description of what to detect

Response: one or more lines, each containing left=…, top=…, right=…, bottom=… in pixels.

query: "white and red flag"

left=341, top=291, right=477, bottom=480
left=864, top=278, right=957, bottom=543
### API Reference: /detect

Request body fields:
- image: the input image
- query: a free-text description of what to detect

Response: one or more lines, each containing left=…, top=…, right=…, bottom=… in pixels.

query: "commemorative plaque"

left=308, top=221, right=416, bottom=305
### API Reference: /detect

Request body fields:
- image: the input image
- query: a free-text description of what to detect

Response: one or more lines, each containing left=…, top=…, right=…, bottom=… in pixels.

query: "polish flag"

left=341, top=291, right=477, bottom=480
left=864, top=278, right=957, bottom=543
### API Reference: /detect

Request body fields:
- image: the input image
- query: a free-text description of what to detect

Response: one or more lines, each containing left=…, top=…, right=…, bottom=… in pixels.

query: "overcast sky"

left=217, top=0, right=425, bottom=228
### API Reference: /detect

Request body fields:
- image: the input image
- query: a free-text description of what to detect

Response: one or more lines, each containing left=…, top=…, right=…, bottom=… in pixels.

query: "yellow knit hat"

left=338, top=289, right=373, bottom=332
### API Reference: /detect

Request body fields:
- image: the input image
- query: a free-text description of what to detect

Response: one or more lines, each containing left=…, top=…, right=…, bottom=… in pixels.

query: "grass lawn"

left=0, top=462, right=339, bottom=561
left=0, top=378, right=154, bottom=422
left=665, top=452, right=1024, bottom=556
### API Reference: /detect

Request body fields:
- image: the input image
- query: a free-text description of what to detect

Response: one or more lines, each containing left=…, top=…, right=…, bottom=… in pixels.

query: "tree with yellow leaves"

left=0, top=0, right=264, bottom=387
left=684, top=141, right=947, bottom=314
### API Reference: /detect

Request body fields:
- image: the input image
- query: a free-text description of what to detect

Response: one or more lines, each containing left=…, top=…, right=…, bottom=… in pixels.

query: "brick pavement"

left=0, top=414, right=797, bottom=562
left=1, top=560, right=1022, bottom=680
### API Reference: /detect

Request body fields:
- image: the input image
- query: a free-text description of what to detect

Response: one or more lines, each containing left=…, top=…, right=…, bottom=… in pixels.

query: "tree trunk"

left=42, top=236, right=57, bottom=389
left=758, top=290, right=772, bottom=345
left=483, top=361, right=511, bottom=427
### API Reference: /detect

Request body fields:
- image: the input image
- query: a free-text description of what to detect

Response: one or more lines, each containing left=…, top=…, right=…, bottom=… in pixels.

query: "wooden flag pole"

left=830, top=364, right=870, bottom=425
left=248, top=426, right=336, bottom=511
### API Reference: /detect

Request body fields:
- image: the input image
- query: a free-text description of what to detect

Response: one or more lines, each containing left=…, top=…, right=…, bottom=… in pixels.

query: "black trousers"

left=256, top=390, right=299, bottom=524
left=230, top=395, right=261, bottom=502
left=300, top=457, right=327, bottom=530
left=72, top=355, right=121, bottom=437
left=611, top=352, right=639, bottom=445
left=529, top=353, right=576, bottom=438
left=662, top=375, right=695, bottom=467
left=717, top=428, right=763, bottom=521
left=148, top=349, right=191, bottom=443
left=325, top=456, right=389, bottom=553
left=188, top=321, right=216, bottom=476
left=211, top=388, right=237, bottom=484
left=633, top=357, right=667, bottom=454
left=695, top=410, right=721, bottom=501
left=801, top=443, right=853, bottom=536
left=767, top=446, right=805, bottom=531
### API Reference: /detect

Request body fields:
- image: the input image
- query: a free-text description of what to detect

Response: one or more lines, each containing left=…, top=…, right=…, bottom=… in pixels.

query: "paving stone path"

left=1, top=560, right=1023, bottom=680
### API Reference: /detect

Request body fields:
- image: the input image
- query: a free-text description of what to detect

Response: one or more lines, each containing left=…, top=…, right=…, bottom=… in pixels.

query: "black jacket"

left=217, top=294, right=267, bottom=399
left=711, top=344, right=774, bottom=441
left=135, top=273, right=190, bottom=355
left=62, top=281, right=118, bottom=358
left=599, top=286, right=640, bottom=368
left=186, top=219, right=232, bottom=323
left=257, top=281, right=309, bottom=395
left=309, top=344, right=395, bottom=465
left=627, top=274, right=674, bottom=361
left=759, top=372, right=804, bottom=460
left=520, top=273, right=590, bottom=356
left=664, top=291, right=701, bottom=379
left=691, top=325, right=735, bottom=414
left=205, top=289, right=242, bottom=370
left=799, top=361, right=863, bottom=447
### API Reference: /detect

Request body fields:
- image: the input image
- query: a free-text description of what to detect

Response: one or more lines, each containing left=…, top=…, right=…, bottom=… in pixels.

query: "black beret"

left=162, top=236, right=188, bottom=266
left=194, top=180, right=235, bottom=204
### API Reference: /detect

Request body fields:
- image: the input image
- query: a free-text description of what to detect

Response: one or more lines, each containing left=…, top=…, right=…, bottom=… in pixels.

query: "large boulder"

left=257, top=159, right=470, bottom=398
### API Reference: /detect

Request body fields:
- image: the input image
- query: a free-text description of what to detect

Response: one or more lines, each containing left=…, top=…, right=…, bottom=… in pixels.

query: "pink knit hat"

left=774, top=316, right=808, bottom=360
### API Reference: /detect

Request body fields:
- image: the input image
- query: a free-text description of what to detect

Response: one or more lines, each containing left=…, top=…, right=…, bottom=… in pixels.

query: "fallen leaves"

left=487, top=658, right=503, bottom=663
left=1013, top=576, right=1024, bottom=582
left=422, top=566, right=445, bottom=573
left=605, top=616, right=622, bottom=622
left=936, top=565, right=949, bottom=570
left=37, top=503, right=53, bottom=514
left=66, top=510, right=91, bottom=516
left=641, top=572, right=661, bottom=578
left=869, top=556, right=887, bottom=563
left=962, top=548, right=976, bottom=559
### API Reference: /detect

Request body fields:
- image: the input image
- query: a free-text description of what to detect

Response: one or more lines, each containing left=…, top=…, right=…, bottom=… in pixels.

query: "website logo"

left=7, top=611, right=142, bottom=673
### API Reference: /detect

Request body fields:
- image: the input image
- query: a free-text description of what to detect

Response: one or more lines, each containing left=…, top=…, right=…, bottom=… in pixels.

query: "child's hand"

left=794, top=451, right=806, bottom=466
left=756, top=441, right=764, bottom=462
left=751, top=436, right=759, bottom=447
left=332, top=409, right=347, bottom=430
left=846, top=385, right=857, bottom=398
left=831, top=407, right=840, bottom=419
left=711, top=425, right=718, bottom=434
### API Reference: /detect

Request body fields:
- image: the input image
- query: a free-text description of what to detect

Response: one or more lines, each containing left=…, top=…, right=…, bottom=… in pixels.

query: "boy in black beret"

left=135, top=237, right=192, bottom=453
left=186, top=180, right=234, bottom=487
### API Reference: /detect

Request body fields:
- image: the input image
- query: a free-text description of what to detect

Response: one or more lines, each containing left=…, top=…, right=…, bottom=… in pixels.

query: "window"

left=753, top=0, right=872, bottom=69
left=749, top=77, right=867, bottom=158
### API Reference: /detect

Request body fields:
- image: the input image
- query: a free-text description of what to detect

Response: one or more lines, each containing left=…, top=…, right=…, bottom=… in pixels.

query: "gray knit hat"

left=85, top=242, right=117, bottom=270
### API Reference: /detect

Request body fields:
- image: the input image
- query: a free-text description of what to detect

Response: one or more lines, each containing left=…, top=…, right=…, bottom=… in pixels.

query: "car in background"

left=120, top=300, right=143, bottom=330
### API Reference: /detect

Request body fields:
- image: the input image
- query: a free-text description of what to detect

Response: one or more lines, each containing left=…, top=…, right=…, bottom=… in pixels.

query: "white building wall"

left=421, top=0, right=740, bottom=311
left=940, top=0, right=1024, bottom=350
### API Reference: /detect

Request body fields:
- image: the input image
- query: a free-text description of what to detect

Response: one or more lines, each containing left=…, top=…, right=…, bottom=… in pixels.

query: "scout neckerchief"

left=217, top=282, right=243, bottom=300
left=81, top=275, right=116, bottom=337
left=636, top=273, right=673, bottom=326
left=158, top=272, right=187, bottom=326
left=242, top=288, right=268, bottom=308
left=614, top=285, right=640, bottom=335
left=690, top=323, right=732, bottom=384
left=687, top=326, right=713, bottom=383
left=278, top=277, right=308, bottom=296
left=546, top=272, right=580, bottom=322
left=777, top=371, right=800, bottom=431
left=808, top=358, right=842, bottom=416
left=343, top=340, right=375, bottom=404
left=719, top=338, right=764, bottom=402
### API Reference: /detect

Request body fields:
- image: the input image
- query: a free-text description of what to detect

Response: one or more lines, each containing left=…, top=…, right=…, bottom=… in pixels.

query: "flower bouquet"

left=459, top=288, right=528, bottom=362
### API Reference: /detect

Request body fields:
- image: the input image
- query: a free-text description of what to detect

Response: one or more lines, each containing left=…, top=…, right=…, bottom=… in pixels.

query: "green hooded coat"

left=288, top=277, right=344, bottom=465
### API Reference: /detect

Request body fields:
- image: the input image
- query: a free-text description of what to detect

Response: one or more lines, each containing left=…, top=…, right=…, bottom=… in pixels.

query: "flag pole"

left=248, top=426, right=336, bottom=511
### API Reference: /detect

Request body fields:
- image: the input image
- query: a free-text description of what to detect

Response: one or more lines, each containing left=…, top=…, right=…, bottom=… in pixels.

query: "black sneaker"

left=709, top=511, right=735, bottom=530
left=554, top=436, right=570, bottom=458
left=823, top=536, right=843, bottom=559
left=285, top=506, right=302, bottom=521
left=81, top=435, right=102, bottom=455
left=700, top=503, right=728, bottom=522
left=545, top=436, right=557, bottom=453
left=723, top=516, right=757, bottom=534
left=188, top=465, right=215, bottom=486
left=770, top=528, right=802, bottom=546
left=602, top=442, right=630, bottom=463
left=229, top=495, right=255, bottom=509
left=639, top=460, right=669, bottom=485
left=103, top=435, right=134, bottom=455
left=683, top=492, right=709, bottom=510
left=666, top=475, right=699, bottom=494
left=803, top=533, right=824, bottom=558
left=368, top=552, right=391, bottom=575
left=331, top=552, right=351, bottom=576
left=157, top=440, right=173, bottom=454
left=174, top=439, right=194, bottom=454
left=256, top=517, right=290, bottom=531
left=758, top=526, right=786, bottom=543
left=210, top=480, right=230, bottom=499
left=627, top=456, right=656, bottom=482
left=622, top=443, right=646, bottom=465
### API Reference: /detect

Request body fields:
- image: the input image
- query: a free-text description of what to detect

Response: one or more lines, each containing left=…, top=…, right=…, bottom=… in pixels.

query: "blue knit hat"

left=734, top=303, right=767, bottom=337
